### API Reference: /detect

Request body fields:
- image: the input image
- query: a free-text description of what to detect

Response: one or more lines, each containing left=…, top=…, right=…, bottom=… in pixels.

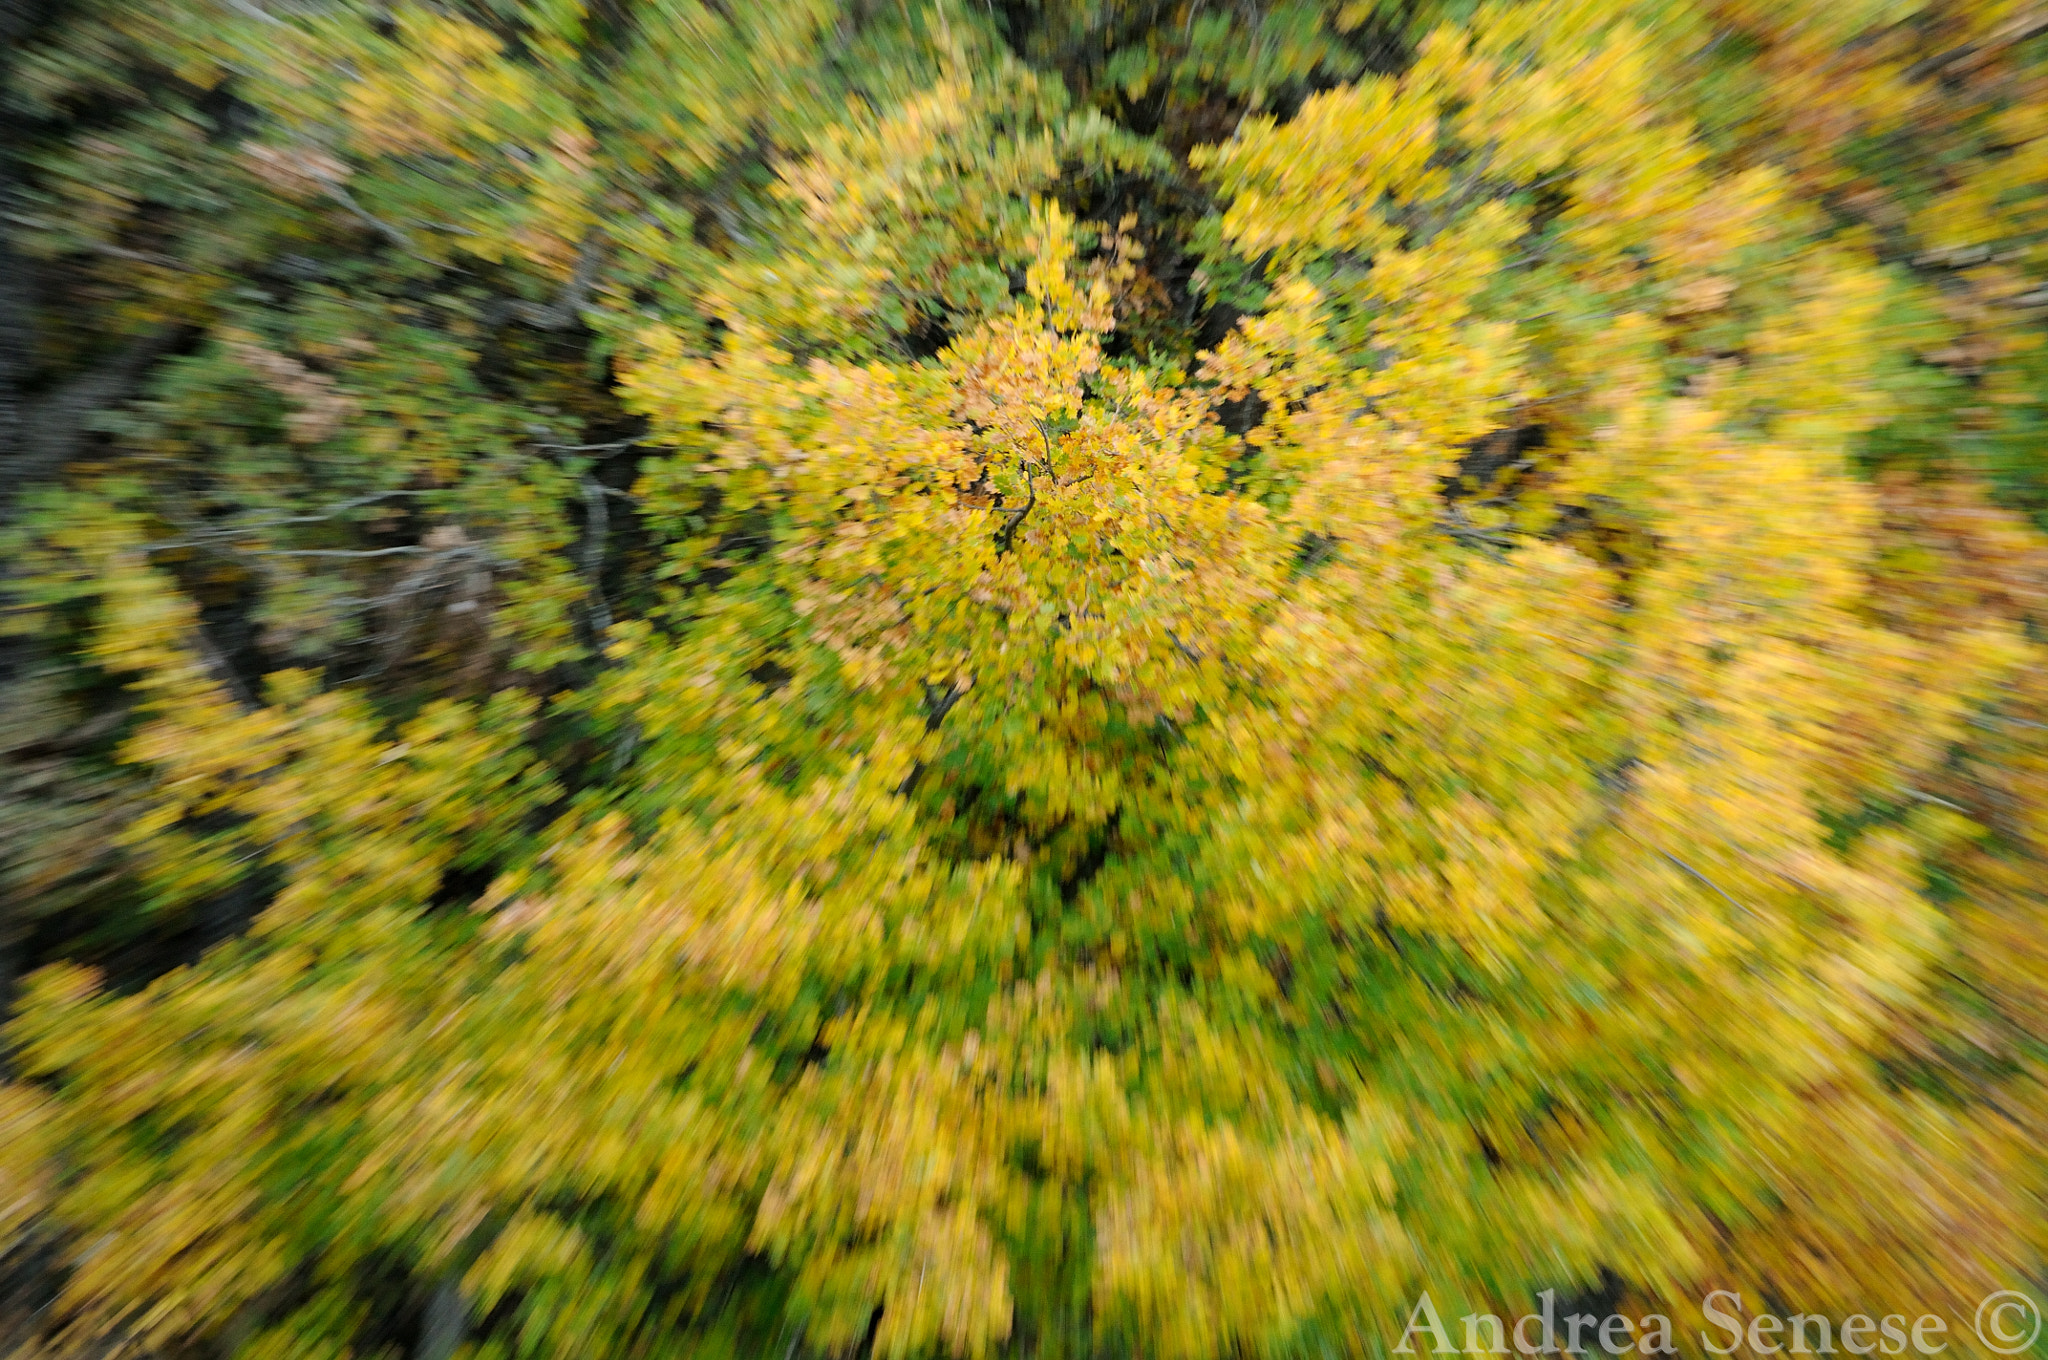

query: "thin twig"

left=535, top=439, right=644, bottom=456
left=85, top=241, right=195, bottom=272
left=319, top=180, right=422, bottom=256
left=581, top=474, right=612, bottom=637
left=492, top=233, right=603, bottom=330
left=1661, top=850, right=1755, bottom=919
left=223, top=0, right=285, bottom=24
left=1903, top=787, right=1971, bottom=814
left=245, top=545, right=433, bottom=559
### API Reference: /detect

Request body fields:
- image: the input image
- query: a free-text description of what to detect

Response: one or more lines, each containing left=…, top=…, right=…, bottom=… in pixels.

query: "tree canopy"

left=2, top=0, right=2047, bottom=1356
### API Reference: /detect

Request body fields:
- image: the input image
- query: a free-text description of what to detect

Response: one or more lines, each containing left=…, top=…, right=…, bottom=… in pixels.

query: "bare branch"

left=85, top=241, right=196, bottom=272
left=534, top=439, right=645, bottom=456
left=995, top=466, right=1037, bottom=555
left=319, top=180, right=423, bottom=256
left=581, top=473, right=612, bottom=636
left=223, top=0, right=286, bottom=24
left=245, top=545, right=436, bottom=559
left=3, top=323, right=187, bottom=520
left=490, top=233, right=603, bottom=331
left=153, top=491, right=437, bottom=547
left=1661, top=850, right=1757, bottom=920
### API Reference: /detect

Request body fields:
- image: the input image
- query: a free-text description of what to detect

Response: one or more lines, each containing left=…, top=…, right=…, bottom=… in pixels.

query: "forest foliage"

left=2, top=0, right=2048, bottom=1355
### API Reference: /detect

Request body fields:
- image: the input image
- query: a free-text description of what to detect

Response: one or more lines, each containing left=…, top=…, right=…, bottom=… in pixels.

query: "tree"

left=2, top=0, right=2045, bottom=1356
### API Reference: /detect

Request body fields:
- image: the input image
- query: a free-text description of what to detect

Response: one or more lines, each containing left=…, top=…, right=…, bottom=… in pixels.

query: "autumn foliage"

left=1, top=0, right=2046, bottom=1356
